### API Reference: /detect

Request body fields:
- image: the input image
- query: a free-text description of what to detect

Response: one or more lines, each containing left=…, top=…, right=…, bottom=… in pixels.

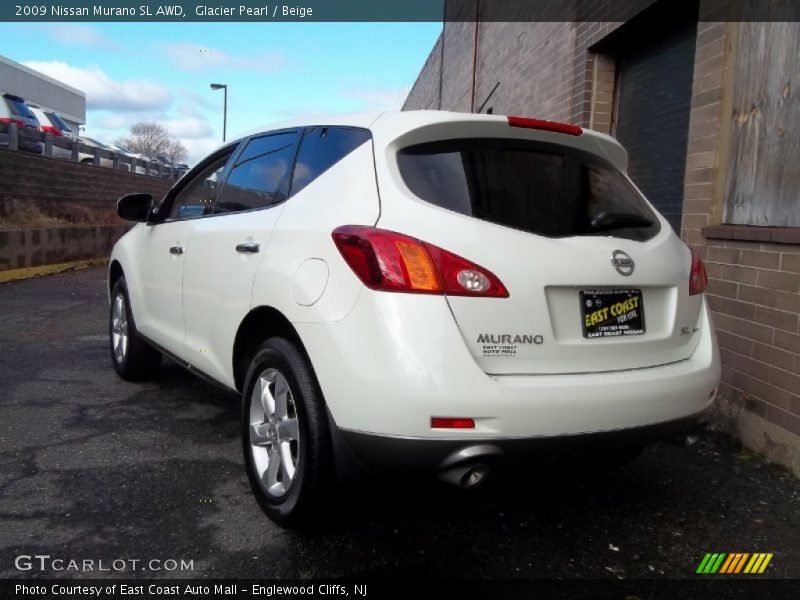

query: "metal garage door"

left=613, top=20, right=698, bottom=233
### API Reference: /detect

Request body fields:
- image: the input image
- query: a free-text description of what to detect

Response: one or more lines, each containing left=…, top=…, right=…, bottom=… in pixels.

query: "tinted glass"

left=291, top=127, right=371, bottom=194
left=214, top=132, right=297, bottom=213
left=6, top=99, right=36, bottom=119
left=397, top=139, right=661, bottom=242
left=46, top=112, right=71, bottom=132
left=169, top=154, right=232, bottom=220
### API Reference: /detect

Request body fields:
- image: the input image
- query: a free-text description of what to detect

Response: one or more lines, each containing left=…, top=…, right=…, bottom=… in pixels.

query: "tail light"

left=508, top=116, right=583, bottom=136
left=0, top=117, right=26, bottom=128
left=689, top=247, right=707, bottom=295
left=332, top=225, right=509, bottom=298
left=40, top=125, right=62, bottom=136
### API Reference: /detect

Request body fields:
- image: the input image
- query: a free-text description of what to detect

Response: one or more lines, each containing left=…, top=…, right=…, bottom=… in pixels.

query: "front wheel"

left=241, top=337, right=334, bottom=528
left=109, top=276, right=161, bottom=381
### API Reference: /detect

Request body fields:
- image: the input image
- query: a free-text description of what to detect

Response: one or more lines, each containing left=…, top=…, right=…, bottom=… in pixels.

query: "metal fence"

left=0, top=122, right=185, bottom=180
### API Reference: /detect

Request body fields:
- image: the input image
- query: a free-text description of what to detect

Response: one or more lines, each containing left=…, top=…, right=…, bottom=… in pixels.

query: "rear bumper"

left=336, top=410, right=707, bottom=473
left=296, top=292, right=721, bottom=440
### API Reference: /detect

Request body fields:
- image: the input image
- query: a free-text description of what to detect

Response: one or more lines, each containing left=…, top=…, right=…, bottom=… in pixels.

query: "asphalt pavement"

left=0, top=266, right=798, bottom=581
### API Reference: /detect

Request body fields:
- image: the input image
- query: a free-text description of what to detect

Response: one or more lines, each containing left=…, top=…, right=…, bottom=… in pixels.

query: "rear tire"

left=109, top=276, right=161, bottom=381
left=241, top=337, right=335, bottom=528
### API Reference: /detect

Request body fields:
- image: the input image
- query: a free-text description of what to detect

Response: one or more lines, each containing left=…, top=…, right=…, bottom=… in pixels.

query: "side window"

left=168, top=154, right=232, bottom=220
left=291, top=127, right=371, bottom=194
left=213, top=132, right=297, bottom=214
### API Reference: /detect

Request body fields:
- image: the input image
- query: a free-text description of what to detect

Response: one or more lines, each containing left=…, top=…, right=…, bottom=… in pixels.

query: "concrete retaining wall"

left=0, top=148, right=173, bottom=219
left=0, top=224, right=130, bottom=271
left=0, top=147, right=174, bottom=271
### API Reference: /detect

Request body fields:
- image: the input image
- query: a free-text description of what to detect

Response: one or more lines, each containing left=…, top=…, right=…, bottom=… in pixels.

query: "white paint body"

left=110, top=111, right=720, bottom=442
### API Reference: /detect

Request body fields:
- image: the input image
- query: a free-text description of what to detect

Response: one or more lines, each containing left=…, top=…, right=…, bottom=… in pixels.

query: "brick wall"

left=441, top=22, right=478, bottom=112
left=0, top=149, right=173, bottom=218
left=705, top=240, right=800, bottom=439
left=405, top=35, right=443, bottom=110
left=405, top=22, right=582, bottom=119
left=403, top=2, right=657, bottom=119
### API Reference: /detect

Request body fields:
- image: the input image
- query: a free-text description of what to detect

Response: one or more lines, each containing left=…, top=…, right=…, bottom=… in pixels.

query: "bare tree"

left=114, top=121, right=172, bottom=157
left=165, top=139, right=188, bottom=164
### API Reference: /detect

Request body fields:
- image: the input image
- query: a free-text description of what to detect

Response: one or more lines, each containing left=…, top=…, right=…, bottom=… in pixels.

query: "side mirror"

left=117, top=193, right=153, bottom=222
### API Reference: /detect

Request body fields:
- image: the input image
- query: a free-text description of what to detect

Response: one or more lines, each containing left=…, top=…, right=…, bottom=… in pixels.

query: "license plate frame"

left=580, top=288, right=645, bottom=339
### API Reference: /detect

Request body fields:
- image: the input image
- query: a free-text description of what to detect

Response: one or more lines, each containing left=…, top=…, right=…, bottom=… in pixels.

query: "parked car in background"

left=154, top=154, right=189, bottom=178
left=43, top=111, right=75, bottom=139
left=80, top=136, right=130, bottom=171
left=28, top=105, right=73, bottom=158
left=28, top=105, right=75, bottom=138
left=108, top=111, right=720, bottom=527
left=0, top=92, right=43, bottom=154
left=111, top=144, right=157, bottom=175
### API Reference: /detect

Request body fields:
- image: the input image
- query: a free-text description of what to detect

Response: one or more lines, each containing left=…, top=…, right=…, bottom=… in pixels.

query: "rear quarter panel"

left=251, top=141, right=381, bottom=324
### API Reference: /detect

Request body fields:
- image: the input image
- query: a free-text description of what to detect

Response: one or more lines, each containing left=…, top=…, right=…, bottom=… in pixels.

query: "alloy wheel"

left=248, top=368, right=301, bottom=498
left=111, top=293, right=129, bottom=364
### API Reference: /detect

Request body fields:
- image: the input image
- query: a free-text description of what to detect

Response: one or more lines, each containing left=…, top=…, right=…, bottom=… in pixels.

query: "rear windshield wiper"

left=589, top=211, right=654, bottom=232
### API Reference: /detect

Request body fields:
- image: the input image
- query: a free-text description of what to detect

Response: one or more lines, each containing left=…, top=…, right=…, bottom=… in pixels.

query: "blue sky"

left=0, top=22, right=441, bottom=162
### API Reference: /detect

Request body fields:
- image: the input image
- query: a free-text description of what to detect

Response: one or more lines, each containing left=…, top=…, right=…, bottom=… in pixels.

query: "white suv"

left=108, top=111, right=720, bottom=526
left=0, top=93, right=43, bottom=154
left=28, top=105, right=74, bottom=159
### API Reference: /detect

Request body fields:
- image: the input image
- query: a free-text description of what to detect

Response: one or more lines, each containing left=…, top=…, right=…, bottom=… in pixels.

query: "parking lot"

left=1, top=266, right=799, bottom=580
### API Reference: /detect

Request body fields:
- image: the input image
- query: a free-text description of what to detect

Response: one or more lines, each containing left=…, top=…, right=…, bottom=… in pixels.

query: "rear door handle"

left=236, top=242, right=261, bottom=254
left=169, top=245, right=183, bottom=255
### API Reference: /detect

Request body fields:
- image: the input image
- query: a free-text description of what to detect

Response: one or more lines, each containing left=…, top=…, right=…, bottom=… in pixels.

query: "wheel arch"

left=232, top=305, right=308, bottom=393
left=233, top=305, right=362, bottom=484
left=108, top=259, right=124, bottom=298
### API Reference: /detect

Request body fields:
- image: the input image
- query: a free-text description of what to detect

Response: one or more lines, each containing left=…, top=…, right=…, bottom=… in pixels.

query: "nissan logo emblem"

left=611, top=250, right=635, bottom=276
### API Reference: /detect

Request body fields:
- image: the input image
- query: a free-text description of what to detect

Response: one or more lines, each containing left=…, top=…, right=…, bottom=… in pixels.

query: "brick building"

left=404, top=0, right=800, bottom=474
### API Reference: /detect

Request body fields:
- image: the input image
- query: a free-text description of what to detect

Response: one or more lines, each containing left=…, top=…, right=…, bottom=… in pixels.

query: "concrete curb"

left=0, top=258, right=107, bottom=283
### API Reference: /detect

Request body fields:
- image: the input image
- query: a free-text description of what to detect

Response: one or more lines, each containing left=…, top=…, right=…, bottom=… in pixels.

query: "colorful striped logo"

left=696, top=553, right=773, bottom=574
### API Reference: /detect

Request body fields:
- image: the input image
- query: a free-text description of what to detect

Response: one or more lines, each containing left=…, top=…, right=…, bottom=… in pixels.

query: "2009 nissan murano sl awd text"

left=108, top=110, right=721, bottom=526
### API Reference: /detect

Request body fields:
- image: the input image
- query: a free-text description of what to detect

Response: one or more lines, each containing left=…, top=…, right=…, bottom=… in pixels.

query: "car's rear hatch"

left=373, top=114, right=704, bottom=375
left=2, top=94, right=40, bottom=130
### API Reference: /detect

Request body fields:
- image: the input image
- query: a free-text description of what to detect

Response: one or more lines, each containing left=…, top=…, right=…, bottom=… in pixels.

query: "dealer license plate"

left=580, top=289, right=645, bottom=339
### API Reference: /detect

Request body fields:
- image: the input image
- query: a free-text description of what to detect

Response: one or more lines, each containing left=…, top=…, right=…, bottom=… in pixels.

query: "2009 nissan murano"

left=108, top=111, right=721, bottom=526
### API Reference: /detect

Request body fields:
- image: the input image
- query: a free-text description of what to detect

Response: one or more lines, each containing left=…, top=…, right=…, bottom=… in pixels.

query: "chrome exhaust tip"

left=437, top=444, right=501, bottom=488
left=438, top=463, right=491, bottom=488
left=463, top=463, right=490, bottom=487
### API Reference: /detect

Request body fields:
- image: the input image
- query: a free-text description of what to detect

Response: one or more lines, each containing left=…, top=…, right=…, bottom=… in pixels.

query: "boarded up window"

left=724, top=22, right=800, bottom=227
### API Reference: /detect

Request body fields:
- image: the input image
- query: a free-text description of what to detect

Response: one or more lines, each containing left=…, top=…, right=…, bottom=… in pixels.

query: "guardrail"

left=0, top=122, right=185, bottom=180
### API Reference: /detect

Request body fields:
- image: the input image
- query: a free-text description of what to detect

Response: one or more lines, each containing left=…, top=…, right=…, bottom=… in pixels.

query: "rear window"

left=397, top=139, right=660, bottom=242
left=46, top=112, right=71, bottom=132
left=5, top=99, right=36, bottom=119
